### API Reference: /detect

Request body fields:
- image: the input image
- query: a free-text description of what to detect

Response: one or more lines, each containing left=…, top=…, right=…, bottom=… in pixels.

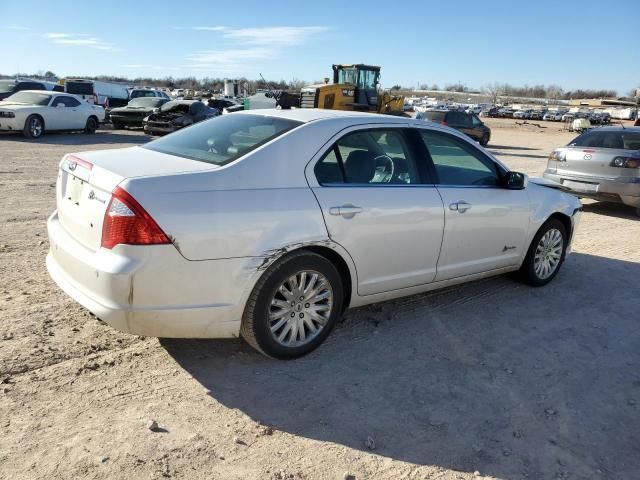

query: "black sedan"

left=110, top=97, right=169, bottom=129
left=143, top=100, right=219, bottom=135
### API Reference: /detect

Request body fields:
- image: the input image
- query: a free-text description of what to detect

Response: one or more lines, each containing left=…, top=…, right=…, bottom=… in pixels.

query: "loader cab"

left=332, top=64, right=380, bottom=111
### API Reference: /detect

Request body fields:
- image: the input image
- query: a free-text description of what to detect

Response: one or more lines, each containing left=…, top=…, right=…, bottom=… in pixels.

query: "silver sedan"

left=544, top=126, right=640, bottom=216
left=47, top=109, right=581, bottom=359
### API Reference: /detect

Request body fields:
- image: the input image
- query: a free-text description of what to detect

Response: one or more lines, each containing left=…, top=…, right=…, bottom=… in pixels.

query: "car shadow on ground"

left=0, top=130, right=151, bottom=145
left=489, top=150, right=549, bottom=160
left=581, top=201, right=639, bottom=220
left=487, top=145, right=541, bottom=151
left=162, top=253, right=640, bottom=479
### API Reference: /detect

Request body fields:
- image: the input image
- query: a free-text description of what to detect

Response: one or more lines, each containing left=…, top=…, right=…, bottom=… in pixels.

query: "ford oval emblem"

left=584, top=154, right=592, bottom=160
left=68, top=161, right=77, bottom=171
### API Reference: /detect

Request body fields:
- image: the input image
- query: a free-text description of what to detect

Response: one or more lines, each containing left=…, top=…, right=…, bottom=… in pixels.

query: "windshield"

left=570, top=130, right=640, bottom=150
left=357, top=69, right=379, bottom=89
left=4, top=92, right=51, bottom=105
left=144, top=114, right=302, bottom=166
left=66, top=81, right=94, bottom=95
left=0, top=80, right=16, bottom=93
left=128, top=97, right=164, bottom=107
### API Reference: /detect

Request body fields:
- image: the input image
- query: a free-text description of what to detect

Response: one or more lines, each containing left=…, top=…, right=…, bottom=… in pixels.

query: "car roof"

left=17, top=90, right=54, bottom=95
left=584, top=126, right=640, bottom=133
left=235, top=108, right=410, bottom=124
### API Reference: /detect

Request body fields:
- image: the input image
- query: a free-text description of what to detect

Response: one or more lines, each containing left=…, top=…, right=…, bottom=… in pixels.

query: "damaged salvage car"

left=109, top=97, right=169, bottom=129
left=46, top=109, right=582, bottom=359
left=143, top=100, right=218, bottom=135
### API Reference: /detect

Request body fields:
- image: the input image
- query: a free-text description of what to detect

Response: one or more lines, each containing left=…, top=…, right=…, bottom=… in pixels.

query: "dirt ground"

left=0, top=119, right=639, bottom=480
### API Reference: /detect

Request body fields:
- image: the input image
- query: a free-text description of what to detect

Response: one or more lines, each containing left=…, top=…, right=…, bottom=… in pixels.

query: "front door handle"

left=329, top=205, right=363, bottom=218
left=449, top=201, right=472, bottom=213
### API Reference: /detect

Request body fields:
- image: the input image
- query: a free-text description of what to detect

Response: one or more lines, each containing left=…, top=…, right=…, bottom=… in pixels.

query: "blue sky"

left=1, top=0, right=638, bottom=94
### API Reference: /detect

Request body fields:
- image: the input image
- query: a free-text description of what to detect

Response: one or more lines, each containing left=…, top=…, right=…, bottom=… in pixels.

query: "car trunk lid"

left=56, top=146, right=218, bottom=251
left=558, top=146, right=640, bottom=180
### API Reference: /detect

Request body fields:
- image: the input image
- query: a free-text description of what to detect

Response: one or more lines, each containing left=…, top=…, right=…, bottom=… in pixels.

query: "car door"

left=417, top=128, right=531, bottom=281
left=50, top=96, right=84, bottom=129
left=308, top=126, right=445, bottom=296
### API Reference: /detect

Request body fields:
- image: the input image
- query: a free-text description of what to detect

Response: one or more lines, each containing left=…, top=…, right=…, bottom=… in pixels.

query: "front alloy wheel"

left=519, top=219, right=567, bottom=286
left=24, top=115, right=44, bottom=138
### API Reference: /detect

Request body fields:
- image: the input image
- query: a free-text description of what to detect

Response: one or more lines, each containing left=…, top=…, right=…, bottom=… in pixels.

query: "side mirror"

left=56, top=103, right=65, bottom=108
left=503, top=171, right=527, bottom=190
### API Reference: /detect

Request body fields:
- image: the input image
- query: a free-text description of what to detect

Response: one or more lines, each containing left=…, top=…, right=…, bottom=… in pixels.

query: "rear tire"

left=23, top=115, right=44, bottom=139
left=480, top=134, right=490, bottom=147
left=241, top=251, right=344, bottom=359
left=518, top=219, right=567, bottom=287
left=84, top=116, right=98, bottom=134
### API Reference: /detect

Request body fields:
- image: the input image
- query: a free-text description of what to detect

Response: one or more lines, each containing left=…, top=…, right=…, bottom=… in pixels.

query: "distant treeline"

left=417, top=82, right=620, bottom=100
left=1, top=71, right=626, bottom=99
left=0, top=71, right=308, bottom=93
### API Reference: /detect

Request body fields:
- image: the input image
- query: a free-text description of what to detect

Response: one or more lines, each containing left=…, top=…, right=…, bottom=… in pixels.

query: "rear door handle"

left=449, top=201, right=472, bottom=213
left=329, top=205, right=363, bottom=218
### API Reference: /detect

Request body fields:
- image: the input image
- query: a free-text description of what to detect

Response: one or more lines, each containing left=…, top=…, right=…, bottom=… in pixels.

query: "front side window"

left=144, top=113, right=301, bottom=166
left=315, top=129, right=420, bottom=185
left=420, top=130, right=499, bottom=186
left=357, top=69, right=378, bottom=90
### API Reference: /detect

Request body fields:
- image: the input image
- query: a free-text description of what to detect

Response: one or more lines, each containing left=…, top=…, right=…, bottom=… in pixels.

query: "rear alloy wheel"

left=519, top=219, right=567, bottom=286
left=241, top=251, right=344, bottom=359
left=84, top=117, right=98, bottom=134
left=23, top=115, right=44, bottom=139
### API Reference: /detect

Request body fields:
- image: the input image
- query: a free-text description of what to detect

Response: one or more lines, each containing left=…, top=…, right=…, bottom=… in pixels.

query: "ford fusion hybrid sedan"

left=47, top=109, right=581, bottom=359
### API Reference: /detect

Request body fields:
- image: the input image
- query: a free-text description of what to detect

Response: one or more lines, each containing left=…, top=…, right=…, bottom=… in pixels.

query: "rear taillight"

left=610, top=156, right=640, bottom=168
left=101, top=186, right=170, bottom=249
left=548, top=150, right=566, bottom=162
left=441, top=121, right=448, bottom=126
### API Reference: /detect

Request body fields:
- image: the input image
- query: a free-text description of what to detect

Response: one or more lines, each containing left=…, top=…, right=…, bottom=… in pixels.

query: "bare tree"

left=288, top=78, right=307, bottom=90
left=483, top=82, right=503, bottom=105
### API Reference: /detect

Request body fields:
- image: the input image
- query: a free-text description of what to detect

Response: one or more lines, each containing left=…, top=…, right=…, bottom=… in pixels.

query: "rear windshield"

left=144, top=113, right=302, bottom=166
left=66, top=81, right=94, bottom=95
left=569, top=130, right=640, bottom=150
left=4, top=92, right=51, bottom=105
left=128, top=97, right=164, bottom=107
left=130, top=90, right=157, bottom=99
left=421, top=111, right=447, bottom=122
left=0, top=80, right=16, bottom=93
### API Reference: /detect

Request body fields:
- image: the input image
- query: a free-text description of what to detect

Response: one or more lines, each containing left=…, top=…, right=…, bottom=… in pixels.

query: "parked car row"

left=482, top=107, right=612, bottom=125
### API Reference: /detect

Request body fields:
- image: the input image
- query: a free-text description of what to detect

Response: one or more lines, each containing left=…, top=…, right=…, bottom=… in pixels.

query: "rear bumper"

left=543, top=171, right=640, bottom=208
left=46, top=210, right=258, bottom=338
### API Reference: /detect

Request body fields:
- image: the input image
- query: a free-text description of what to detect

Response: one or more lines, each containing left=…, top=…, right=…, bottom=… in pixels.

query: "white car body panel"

left=46, top=109, right=582, bottom=338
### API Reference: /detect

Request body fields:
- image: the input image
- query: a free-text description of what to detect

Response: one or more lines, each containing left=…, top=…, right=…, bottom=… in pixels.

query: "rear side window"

left=315, top=129, right=420, bottom=185
left=570, top=131, right=640, bottom=150
left=144, top=114, right=302, bottom=166
left=131, top=90, right=156, bottom=98
left=52, top=96, right=81, bottom=107
left=66, top=81, right=94, bottom=95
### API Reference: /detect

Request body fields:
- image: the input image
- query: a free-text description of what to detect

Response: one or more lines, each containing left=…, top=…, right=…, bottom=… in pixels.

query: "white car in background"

left=0, top=91, right=105, bottom=138
left=46, top=109, right=582, bottom=359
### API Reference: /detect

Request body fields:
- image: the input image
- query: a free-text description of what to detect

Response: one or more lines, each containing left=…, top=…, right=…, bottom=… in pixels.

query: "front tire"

left=23, top=115, right=44, bottom=139
left=84, top=116, right=98, bottom=134
left=519, top=219, right=567, bottom=286
left=480, top=134, right=490, bottom=147
left=241, top=251, right=344, bottom=359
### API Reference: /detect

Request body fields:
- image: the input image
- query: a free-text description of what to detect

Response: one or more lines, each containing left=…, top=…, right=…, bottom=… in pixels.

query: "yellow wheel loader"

left=299, top=64, right=405, bottom=115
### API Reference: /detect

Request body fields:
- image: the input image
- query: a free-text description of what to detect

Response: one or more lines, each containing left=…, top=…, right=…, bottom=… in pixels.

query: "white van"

left=63, top=78, right=130, bottom=108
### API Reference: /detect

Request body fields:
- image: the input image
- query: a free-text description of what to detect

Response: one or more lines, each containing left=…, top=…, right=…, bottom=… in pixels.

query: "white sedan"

left=46, top=109, right=582, bottom=359
left=0, top=90, right=105, bottom=138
